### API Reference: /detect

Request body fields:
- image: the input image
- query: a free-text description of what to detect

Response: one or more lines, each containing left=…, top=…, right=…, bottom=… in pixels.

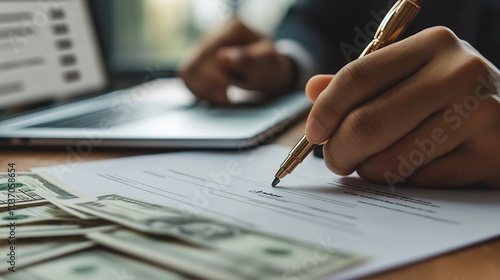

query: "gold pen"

left=272, top=0, right=423, bottom=187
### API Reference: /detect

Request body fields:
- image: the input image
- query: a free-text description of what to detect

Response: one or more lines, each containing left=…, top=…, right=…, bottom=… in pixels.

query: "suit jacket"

left=275, top=0, right=500, bottom=74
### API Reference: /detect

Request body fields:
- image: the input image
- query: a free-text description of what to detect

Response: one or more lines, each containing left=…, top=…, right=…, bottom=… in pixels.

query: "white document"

left=35, top=145, right=500, bottom=279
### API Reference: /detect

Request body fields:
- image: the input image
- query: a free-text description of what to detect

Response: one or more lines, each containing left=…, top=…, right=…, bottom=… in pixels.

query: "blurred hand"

left=179, top=18, right=296, bottom=106
left=305, top=27, right=500, bottom=188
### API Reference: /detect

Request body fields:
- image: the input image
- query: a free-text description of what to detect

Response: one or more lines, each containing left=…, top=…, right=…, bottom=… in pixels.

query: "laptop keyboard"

left=29, top=106, right=165, bottom=128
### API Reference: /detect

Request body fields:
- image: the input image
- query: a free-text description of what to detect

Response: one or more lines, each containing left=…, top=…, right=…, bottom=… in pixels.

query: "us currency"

left=46, top=198, right=96, bottom=220
left=0, top=237, right=94, bottom=273
left=0, top=172, right=83, bottom=208
left=64, top=194, right=365, bottom=279
left=0, top=223, right=116, bottom=239
left=89, top=229, right=290, bottom=280
left=0, top=248, right=187, bottom=280
left=0, top=204, right=84, bottom=226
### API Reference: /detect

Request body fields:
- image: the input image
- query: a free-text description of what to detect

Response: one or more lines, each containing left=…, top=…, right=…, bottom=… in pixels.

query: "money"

left=0, top=248, right=187, bottom=280
left=0, top=237, right=94, bottom=273
left=0, top=171, right=364, bottom=279
left=46, top=198, right=96, bottom=220
left=0, top=223, right=115, bottom=239
left=0, top=172, right=83, bottom=207
left=64, top=194, right=365, bottom=279
left=88, top=229, right=285, bottom=280
left=0, top=204, right=81, bottom=226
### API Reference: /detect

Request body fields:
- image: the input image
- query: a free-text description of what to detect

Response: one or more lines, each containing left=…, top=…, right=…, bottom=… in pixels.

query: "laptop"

left=0, top=0, right=310, bottom=149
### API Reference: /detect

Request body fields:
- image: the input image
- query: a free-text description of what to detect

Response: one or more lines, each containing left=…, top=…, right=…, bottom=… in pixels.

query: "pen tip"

left=272, top=177, right=280, bottom=187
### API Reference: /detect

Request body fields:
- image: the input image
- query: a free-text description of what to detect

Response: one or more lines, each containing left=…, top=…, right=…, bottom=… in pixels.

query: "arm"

left=274, top=0, right=391, bottom=76
left=179, top=0, right=390, bottom=105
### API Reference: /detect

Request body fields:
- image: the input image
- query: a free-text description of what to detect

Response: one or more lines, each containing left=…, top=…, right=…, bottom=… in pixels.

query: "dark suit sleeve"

left=476, top=0, right=500, bottom=67
left=274, top=0, right=500, bottom=76
left=405, top=0, right=500, bottom=67
left=274, top=0, right=390, bottom=74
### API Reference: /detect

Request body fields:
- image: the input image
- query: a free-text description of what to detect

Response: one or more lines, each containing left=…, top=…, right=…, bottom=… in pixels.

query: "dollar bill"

left=0, top=204, right=82, bottom=226
left=89, top=229, right=288, bottom=280
left=0, top=248, right=187, bottom=280
left=0, top=172, right=84, bottom=208
left=0, top=223, right=116, bottom=239
left=63, top=194, right=365, bottom=279
left=0, top=237, right=94, bottom=273
left=46, top=198, right=96, bottom=220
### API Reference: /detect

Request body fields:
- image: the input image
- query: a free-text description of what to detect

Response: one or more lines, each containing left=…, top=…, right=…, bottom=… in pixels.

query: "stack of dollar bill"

left=0, top=172, right=365, bottom=280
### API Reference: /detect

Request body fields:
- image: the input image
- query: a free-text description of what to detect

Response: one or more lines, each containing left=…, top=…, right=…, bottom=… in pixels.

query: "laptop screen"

left=0, top=0, right=107, bottom=109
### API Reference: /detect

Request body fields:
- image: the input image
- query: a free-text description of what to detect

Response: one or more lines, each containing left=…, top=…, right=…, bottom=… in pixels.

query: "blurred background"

left=91, top=0, right=294, bottom=80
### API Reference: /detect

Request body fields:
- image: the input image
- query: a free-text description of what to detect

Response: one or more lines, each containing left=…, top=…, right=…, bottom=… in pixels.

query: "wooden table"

left=2, top=120, right=499, bottom=280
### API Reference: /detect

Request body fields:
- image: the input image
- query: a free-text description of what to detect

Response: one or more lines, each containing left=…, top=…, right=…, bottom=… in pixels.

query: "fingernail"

left=225, top=48, right=241, bottom=63
left=307, top=118, right=327, bottom=143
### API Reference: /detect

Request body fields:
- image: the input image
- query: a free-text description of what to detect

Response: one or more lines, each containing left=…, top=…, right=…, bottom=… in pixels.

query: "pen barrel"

left=277, top=136, right=315, bottom=178
left=290, top=135, right=316, bottom=160
left=277, top=156, right=300, bottom=177
left=360, top=0, right=422, bottom=57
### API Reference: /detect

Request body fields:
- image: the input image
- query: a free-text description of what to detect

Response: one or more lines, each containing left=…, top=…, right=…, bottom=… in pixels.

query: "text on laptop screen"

left=0, top=0, right=107, bottom=109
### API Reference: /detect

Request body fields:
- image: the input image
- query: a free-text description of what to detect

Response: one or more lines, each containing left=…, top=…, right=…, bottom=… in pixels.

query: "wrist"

left=275, top=39, right=318, bottom=90
left=275, top=55, right=299, bottom=93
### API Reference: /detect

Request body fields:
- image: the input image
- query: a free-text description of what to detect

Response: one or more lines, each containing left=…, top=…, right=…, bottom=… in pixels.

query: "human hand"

left=305, top=27, right=500, bottom=188
left=179, top=18, right=296, bottom=106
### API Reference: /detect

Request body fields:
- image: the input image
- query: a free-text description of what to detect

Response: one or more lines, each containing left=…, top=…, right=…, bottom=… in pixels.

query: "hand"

left=179, top=18, right=296, bottom=106
left=305, top=27, right=500, bottom=188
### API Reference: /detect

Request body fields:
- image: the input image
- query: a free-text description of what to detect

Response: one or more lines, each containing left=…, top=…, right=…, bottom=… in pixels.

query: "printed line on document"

left=210, top=192, right=362, bottom=236
left=152, top=169, right=356, bottom=225
left=166, top=169, right=356, bottom=208
left=100, top=174, right=188, bottom=199
left=98, top=173, right=256, bottom=228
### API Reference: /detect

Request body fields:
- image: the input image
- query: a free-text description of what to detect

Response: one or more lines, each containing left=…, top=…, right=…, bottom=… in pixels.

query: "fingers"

left=303, top=26, right=500, bottom=187
left=305, top=28, right=440, bottom=144
left=406, top=105, right=500, bottom=188
left=313, top=27, right=499, bottom=178
left=182, top=16, right=297, bottom=102
left=216, top=47, right=242, bottom=74
left=305, top=75, right=335, bottom=103
left=216, top=47, right=246, bottom=82
left=180, top=18, right=263, bottom=106
left=407, top=150, right=495, bottom=187
left=322, top=63, right=455, bottom=175
left=353, top=80, right=500, bottom=188
left=179, top=66, right=230, bottom=106
left=354, top=112, right=468, bottom=184
left=216, top=40, right=296, bottom=93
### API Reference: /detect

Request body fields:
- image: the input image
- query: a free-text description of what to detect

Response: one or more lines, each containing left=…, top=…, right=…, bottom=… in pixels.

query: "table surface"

left=2, top=120, right=499, bottom=280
